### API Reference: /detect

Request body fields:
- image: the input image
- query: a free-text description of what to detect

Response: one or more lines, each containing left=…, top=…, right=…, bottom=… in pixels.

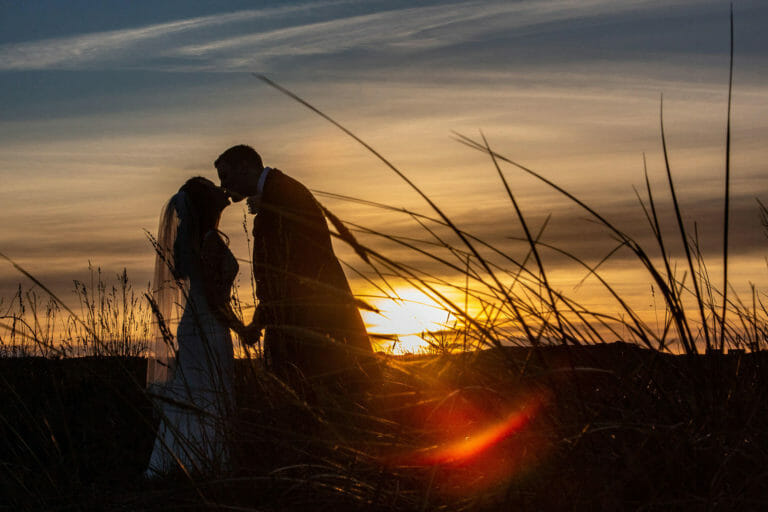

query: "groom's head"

left=215, top=144, right=264, bottom=202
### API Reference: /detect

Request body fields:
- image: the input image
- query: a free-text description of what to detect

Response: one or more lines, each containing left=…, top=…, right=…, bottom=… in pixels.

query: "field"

left=1, top=346, right=767, bottom=511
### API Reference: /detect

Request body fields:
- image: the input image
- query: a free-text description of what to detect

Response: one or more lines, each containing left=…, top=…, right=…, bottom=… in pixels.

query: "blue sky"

left=1, top=0, right=767, bottom=331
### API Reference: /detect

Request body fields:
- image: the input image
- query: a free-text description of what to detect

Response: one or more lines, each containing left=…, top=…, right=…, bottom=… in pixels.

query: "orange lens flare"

left=383, top=392, right=548, bottom=496
left=403, top=394, right=544, bottom=467
left=411, top=401, right=540, bottom=467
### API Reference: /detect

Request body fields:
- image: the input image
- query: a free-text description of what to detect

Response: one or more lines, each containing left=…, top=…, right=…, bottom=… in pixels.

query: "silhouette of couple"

left=145, top=144, right=378, bottom=477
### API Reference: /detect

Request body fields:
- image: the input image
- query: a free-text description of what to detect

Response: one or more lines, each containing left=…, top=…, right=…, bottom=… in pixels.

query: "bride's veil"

left=146, top=191, right=190, bottom=387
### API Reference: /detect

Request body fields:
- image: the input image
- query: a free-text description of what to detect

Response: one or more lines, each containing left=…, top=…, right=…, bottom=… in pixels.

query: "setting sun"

left=361, top=287, right=457, bottom=354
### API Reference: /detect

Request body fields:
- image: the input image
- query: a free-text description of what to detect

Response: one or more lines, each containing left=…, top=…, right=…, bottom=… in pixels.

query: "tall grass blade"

left=659, top=96, right=710, bottom=353
left=720, top=4, right=735, bottom=351
left=480, top=132, right=568, bottom=344
left=640, top=155, right=695, bottom=352
left=454, top=132, right=690, bottom=350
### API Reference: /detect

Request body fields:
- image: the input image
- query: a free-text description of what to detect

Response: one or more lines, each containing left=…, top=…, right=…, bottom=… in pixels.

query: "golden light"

left=361, top=287, right=455, bottom=354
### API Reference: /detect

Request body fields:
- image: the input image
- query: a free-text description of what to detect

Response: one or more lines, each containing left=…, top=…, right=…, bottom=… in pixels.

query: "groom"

left=215, top=144, right=378, bottom=392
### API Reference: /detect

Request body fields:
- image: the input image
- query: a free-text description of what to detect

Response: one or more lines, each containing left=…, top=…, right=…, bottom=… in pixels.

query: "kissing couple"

left=144, top=144, right=379, bottom=477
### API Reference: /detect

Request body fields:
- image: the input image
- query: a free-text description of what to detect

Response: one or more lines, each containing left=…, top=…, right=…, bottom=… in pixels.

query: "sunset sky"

left=1, top=0, right=767, bottom=350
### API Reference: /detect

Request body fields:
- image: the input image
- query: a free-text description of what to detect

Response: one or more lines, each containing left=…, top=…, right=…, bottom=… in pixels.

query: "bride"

left=144, top=176, right=248, bottom=477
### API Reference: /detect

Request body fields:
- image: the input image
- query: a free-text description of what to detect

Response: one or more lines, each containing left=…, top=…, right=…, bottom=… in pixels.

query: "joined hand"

left=239, top=322, right=262, bottom=346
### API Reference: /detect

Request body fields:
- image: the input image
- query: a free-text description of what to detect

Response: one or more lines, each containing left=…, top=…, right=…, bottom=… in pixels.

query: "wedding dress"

left=144, top=191, right=237, bottom=477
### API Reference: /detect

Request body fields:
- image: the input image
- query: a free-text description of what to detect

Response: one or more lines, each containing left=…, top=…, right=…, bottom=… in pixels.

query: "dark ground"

left=1, top=344, right=767, bottom=511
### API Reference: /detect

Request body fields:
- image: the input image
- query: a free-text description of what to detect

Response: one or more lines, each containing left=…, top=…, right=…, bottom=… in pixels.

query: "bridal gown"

left=145, top=230, right=237, bottom=477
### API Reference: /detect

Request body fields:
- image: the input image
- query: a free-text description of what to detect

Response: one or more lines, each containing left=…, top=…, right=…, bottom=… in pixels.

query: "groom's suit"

left=251, top=168, right=377, bottom=388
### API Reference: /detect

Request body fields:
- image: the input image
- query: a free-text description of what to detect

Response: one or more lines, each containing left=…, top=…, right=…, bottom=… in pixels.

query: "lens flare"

left=409, top=399, right=542, bottom=466
left=400, top=393, right=544, bottom=466
left=385, top=391, right=548, bottom=495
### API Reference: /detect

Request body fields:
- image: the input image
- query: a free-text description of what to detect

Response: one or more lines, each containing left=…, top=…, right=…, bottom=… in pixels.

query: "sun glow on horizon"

left=361, top=287, right=459, bottom=354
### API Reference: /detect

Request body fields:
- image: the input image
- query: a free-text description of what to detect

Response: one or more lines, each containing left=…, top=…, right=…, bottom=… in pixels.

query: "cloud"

left=0, top=0, right=350, bottom=70
left=0, top=0, right=714, bottom=72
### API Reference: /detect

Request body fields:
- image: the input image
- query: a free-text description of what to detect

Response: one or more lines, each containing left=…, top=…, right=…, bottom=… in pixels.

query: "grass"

left=0, top=265, right=151, bottom=358
left=2, top=9, right=768, bottom=510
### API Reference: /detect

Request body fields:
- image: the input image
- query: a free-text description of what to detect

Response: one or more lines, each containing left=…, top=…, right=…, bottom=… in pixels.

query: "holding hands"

left=237, top=321, right=262, bottom=346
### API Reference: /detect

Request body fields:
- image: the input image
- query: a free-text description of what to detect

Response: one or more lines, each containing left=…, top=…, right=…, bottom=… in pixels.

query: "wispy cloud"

left=0, top=0, right=704, bottom=72
left=0, top=0, right=350, bottom=70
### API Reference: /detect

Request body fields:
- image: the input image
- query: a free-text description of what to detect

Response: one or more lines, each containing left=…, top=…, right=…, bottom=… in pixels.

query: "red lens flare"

left=409, top=397, right=542, bottom=466
left=384, top=391, right=549, bottom=495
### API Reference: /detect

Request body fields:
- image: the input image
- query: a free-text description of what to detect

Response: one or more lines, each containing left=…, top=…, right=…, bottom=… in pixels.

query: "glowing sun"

left=361, top=287, right=454, bottom=354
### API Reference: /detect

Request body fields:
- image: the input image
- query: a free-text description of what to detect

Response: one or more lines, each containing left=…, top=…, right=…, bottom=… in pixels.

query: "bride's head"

left=179, top=176, right=230, bottom=245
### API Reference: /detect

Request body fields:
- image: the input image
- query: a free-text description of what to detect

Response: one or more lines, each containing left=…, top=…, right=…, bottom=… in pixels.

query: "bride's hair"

left=178, top=176, right=229, bottom=253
